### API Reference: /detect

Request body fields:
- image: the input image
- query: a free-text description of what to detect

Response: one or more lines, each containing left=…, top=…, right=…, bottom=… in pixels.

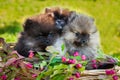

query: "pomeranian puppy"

left=63, top=13, right=100, bottom=60
left=61, top=13, right=117, bottom=69
left=15, top=7, right=72, bottom=57
left=15, top=13, right=59, bottom=57
left=45, top=7, right=72, bottom=33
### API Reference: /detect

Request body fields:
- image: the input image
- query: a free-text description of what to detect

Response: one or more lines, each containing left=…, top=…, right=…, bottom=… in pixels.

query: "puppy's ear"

left=68, top=11, right=77, bottom=23
left=45, top=8, right=51, bottom=13
left=23, top=18, right=33, bottom=31
left=47, top=13, right=54, bottom=18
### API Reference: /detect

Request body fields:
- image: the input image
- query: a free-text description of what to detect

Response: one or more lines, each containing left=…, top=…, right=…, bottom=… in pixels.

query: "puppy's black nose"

left=80, top=39, right=87, bottom=44
left=79, top=39, right=88, bottom=46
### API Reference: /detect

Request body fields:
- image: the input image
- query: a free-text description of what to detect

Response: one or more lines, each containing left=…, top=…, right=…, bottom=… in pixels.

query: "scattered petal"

left=32, top=74, right=37, bottom=78
left=68, top=77, right=74, bottom=80
left=71, top=59, right=76, bottom=64
left=68, top=59, right=76, bottom=64
left=26, top=63, right=33, bottom=69
left=73, top=51, right=79, bottom=56
left=75, top=72, right=80, bottom=78
left=61, top=56, right=66, bottom=62
left=105, top=69, right=115, bottom=75
left=0, top=74, right=7, bottom=80
left=68, top=59, right=72, bottom=64
left=76, top=64, right=82, bottom=69
left=92, top=64, right=97, bottom=69
left=81, top=55, right=86, bottom=61
left=29, top=50, right=34, bottom=58
left=112, top=75, right=119, bottom=80
left=92, top=59, right=97, bottom=63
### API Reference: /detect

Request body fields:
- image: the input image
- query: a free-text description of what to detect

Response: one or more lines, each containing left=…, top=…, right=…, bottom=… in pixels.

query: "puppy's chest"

left=53, top=37, right=67, bottom=56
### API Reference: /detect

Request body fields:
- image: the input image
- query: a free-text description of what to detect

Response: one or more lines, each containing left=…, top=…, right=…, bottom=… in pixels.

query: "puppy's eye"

left=75, top=32, right=80, bottom=36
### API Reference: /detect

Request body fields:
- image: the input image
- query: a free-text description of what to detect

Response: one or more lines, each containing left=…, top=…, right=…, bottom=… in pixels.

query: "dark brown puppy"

left=15, top=7, right=72, bottom=57
left=45, top=7, right=72, bottom=32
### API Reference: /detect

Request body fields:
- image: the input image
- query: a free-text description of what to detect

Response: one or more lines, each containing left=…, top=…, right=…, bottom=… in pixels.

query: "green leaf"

left=50, top=57, right=62, bottom=65
left=51, top=74, right=66, bottom=80
left=36, top=66, right=54, bottom=80
left=75, top=56, right=81, bottom=61
left=36, top=73, right=44, bottom=80
left=33, top=63, right=39, bottom=68
left=81, top=61, right=88, bottom=66
left=50, top=70, right=63, bottom=78
left=69, top=64, right=75, bottom=69
left=97, top=49, right=105, bottom=58
left=43, top=70, right=53, bottom=76
left=61, top=44, right=65, bottom=51
left=36, top=52, right=45, bottom=60
left=40, top=61, right=47, bottom=69
left=46, top=46, right=59, bottom=54
left=117, top=61, right=120, bottom=66
left=53, top=64, right=68, bottom=70
left=78, top=66, right=85, bottom=72
left=37, top=52, right=50, bottom=56
left=69, top=56, right=74, bottom=59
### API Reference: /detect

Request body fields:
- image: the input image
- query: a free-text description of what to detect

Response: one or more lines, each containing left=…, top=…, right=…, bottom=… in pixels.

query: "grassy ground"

left=0, top=0, right=120, bottom=58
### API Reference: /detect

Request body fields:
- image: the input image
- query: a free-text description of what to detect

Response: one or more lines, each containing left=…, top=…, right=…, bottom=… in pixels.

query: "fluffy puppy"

left=45, top=7, right=72, bottom=31
left=15, top=7, right=72, bottom=57
left=63, top=13, right=100, bottom=60
left=15, top=13, right=59, bottom=57
left=62, top=13, right=117, bottom=69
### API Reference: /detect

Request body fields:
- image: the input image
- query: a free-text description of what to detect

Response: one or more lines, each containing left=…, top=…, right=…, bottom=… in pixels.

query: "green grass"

left=0, top=0, right=120, bottom=57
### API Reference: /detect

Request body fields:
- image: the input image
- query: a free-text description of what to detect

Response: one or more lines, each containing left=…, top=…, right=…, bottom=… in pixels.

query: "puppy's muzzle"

left=55, top=19, right=65, bottom=30
left=74, top=39, right=88, bottom=47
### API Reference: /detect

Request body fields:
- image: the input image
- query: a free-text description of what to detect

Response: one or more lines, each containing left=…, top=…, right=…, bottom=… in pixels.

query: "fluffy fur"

left=45, top=7, right=72, bottom=32
left=60, top=13, right=117, bottom=69
left=15, top=13, right=58, bottom=57
left=63, top=13, right=100, bottom=60
left=15, top=7, right=72, bottom=57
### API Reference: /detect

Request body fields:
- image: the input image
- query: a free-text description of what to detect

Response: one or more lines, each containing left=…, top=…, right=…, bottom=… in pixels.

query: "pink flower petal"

left=75, top=72, right=80, bottom=78
left=81, top=55, right=86, bottom=61
left=26, top=63, right=33, bottom=69
left=92, top=59, right=97, bottom=63
left=61, top=56, right=66, bottom=62
left=29, top=50, right=34, bottom=58
left=0, top=75, right=7, bottom=80
left=32, top=74, right=37, bottom=78
left=76, top=64, right=82, bottom=69
left=73, top=51, right=79, bottom=56
left=112, top=75, right=119, bottom=80
left=105, top=70, right=115, bottom=75
left=92, top=64, right=97, bottom=69
left=71, top=59, right=76, bottom=64
left=68, top=59, right=76, bottom=64
left=68, top=77, right=74, bottom=80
